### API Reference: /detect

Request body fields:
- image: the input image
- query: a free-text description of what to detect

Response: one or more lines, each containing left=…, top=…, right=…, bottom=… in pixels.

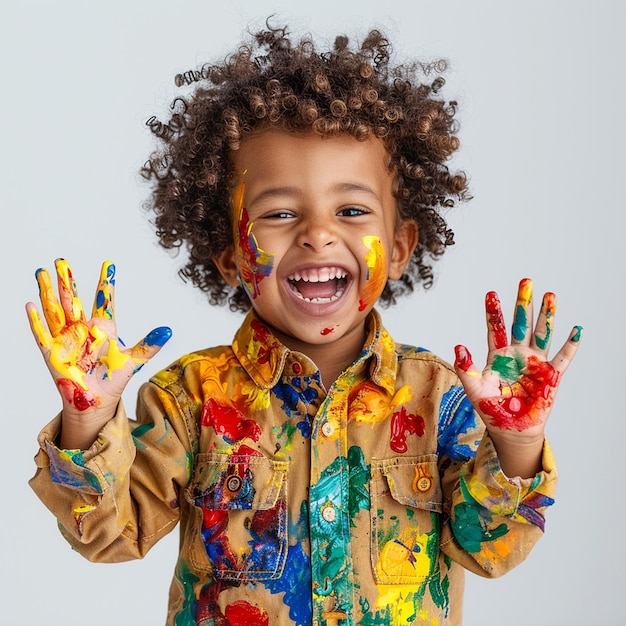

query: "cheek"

left=234, top=204, right=275, bottom=300
left=358, top=235, right=387, bottom=312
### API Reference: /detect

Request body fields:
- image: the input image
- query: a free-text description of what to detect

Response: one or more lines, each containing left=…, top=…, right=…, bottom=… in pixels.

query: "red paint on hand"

left=454, top=345, right=474, bottom=372
left=485, top=291, right=508, bottom=349
left=479, top=356, right=560, bottom=431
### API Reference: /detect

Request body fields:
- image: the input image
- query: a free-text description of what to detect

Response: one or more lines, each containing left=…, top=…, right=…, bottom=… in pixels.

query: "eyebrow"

left=250, top=181, right=379, bottom=205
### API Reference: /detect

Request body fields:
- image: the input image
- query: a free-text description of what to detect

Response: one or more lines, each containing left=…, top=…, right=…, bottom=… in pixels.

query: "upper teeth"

left=288, top=267, right=347, bottom=282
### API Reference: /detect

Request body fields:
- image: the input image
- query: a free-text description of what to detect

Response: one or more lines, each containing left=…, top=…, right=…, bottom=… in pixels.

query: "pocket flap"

left=187, top=452, right=288, bottom=510
left=374, top=455, right=442, bottom=513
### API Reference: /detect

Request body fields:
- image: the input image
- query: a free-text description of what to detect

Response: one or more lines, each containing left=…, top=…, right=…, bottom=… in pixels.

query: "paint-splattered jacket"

left=30, top=310, right=557, bottom=625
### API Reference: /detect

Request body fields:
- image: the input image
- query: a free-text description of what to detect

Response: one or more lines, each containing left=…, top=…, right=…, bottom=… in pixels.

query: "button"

left=321, top=422, right=335, bottom=437
left=413, top=465, right=432, bottom=493
left=292, top=362, right=302, bottom=374
left=225, top=475, right=242, bottom=493
left=321, top=502, right=336, bottom=522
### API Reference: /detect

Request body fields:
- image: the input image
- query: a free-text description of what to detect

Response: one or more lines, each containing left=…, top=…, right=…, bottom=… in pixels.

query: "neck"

left=269, top=323, right=367, bottom=390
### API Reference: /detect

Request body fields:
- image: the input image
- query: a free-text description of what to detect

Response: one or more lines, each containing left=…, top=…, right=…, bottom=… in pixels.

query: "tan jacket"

left=30, top=310, right=557, bottom=625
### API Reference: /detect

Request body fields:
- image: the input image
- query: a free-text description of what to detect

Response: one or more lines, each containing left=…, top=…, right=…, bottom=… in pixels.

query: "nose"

left=296, top=216, right=337, bottom=252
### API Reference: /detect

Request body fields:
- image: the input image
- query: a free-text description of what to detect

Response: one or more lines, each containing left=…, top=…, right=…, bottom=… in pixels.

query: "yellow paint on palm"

left=48, top=323, right=91, bottom=389
left=359, top=236, right=386, bottom=312
left=99, top=338, right=132, bottom=376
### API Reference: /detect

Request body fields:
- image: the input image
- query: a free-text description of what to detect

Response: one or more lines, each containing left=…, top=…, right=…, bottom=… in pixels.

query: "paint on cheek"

left=359, top=236, right=386, bottom=312
left=485, top=292, right=508, bottom=349
left=233, top=182, right=274, bottom=299
left=320, top=327, right=335, bottom=335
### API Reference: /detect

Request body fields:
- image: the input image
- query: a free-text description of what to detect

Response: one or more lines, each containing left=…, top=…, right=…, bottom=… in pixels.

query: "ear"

left=388, top=219, right=418, bottom=280
left=213, top=247, right=240, bottom=287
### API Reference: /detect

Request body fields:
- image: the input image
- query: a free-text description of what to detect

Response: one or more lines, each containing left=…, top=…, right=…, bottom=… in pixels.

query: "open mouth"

left=287, top=267, right=349, bottom=303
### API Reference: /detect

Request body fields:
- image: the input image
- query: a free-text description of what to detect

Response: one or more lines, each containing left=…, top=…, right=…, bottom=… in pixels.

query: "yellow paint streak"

left=37, top=269, right=65, bottom=335
left=517, top=278, right=533, bottom=306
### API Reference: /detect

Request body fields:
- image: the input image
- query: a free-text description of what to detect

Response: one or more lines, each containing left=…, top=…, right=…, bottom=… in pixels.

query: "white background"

left=1, top=1, right=623, bottom=624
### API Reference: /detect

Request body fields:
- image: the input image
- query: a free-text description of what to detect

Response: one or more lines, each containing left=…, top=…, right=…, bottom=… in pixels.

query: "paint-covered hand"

left=453, top=278, right=582, bottom=444
left=26, top=259, right=171, bottom=444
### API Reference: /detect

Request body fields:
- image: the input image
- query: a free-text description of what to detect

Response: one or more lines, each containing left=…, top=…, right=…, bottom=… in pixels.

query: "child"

left=27, top=23, right=581, bottom=626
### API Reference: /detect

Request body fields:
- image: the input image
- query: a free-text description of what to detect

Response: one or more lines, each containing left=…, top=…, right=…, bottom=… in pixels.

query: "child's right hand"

left=25, top=259, right=172, bottom=449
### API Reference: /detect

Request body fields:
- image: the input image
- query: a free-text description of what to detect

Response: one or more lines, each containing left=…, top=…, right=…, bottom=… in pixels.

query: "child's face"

left=216, top=130, right=417, bottom=356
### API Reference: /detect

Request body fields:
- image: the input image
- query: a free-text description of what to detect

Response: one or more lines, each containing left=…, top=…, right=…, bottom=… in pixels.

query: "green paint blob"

left=491, top=352, right=525, bottom=383
left=512, top=304, right=528, bottom=341
left=571, top=325, right=583, bottom=343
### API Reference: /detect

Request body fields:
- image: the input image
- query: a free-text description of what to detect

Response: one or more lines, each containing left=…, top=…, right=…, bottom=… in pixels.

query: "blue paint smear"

left=438, top=386, right=477, bottom=461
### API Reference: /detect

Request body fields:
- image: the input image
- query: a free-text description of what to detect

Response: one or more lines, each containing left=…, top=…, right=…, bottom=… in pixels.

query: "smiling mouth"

left=287, top=267, right=349, bottom=303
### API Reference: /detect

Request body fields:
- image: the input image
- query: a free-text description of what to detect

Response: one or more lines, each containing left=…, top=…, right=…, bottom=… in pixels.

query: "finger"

left=128, top=326, right=173, bottom=371
left=550, top=325, right=583, bottom=375
left=25, top=302, right=53, bottom=350
left=35, top=267, right=66, bottom=336
left=531, top=292, right=556, bottom=352
left=92, top=260, right=116, bottom=320
left=55, top=258, right=86, bottom=323
left=511, top=278, right=534, bottom=346
left=485, top=291, right=508, bottom=351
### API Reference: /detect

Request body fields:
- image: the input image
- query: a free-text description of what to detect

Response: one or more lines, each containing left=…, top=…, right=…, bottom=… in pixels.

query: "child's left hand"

left=453, top=279, right=582, bottom=474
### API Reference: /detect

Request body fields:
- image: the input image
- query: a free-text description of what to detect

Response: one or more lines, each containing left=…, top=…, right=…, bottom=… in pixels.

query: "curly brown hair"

left=141, top=20, right=469, bottom=313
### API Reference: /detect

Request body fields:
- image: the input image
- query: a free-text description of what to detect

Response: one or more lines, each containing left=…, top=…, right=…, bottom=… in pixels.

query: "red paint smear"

left=358, top=298, right=368, bottom=312
left=56, top=378, right=97, bottom=411
left=237, top=206, right=272, bottom=299
left=454, top=345, right=474, bottom=372
left=485, top=291, right=508, bottom=349
left=320, top=327, right=335, bottom=335
left=225, top=601, right=270, bottom=626
left=479, top=355, right=560, bottom=431
left=390, top=406, right=425, bottom=453
left=202, top=398, right=262, bottom=442
left=250, top=319, right=280, bottom=364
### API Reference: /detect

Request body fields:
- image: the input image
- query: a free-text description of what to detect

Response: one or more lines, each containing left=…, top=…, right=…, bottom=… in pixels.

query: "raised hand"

left=26, top=259, right=171, bottom=448
left=453, top=279, right=582, bottom=476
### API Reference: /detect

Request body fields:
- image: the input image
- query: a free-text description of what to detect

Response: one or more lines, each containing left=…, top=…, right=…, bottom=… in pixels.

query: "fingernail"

left=144, top=326, right=172, bottom=347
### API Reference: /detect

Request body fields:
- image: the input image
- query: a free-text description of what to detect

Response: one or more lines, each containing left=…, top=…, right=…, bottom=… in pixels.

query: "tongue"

left=294, top=279, right=339, bottom=301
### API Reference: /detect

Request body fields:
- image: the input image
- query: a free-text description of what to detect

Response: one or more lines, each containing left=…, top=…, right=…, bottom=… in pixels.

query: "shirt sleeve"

left=438, top=390, right=558, bottom=578
left=28, top=381, right=193, bottom=563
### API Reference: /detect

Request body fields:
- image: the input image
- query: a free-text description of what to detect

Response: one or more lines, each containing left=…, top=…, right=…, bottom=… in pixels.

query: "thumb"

left=129, top=326, right=173, bottom=371
left=453, top=344, right=483, bottom=391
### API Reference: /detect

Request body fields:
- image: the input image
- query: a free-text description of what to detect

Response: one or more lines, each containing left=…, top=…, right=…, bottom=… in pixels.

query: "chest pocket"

left=185, top=452, right=289, bottom=581
left=370, top=455, right=443, bottom=584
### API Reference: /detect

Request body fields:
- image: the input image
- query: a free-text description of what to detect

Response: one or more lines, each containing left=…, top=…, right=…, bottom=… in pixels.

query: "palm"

left=454, top=279, right=581, bottom=439
left=26, top=259, right=171, bottom=416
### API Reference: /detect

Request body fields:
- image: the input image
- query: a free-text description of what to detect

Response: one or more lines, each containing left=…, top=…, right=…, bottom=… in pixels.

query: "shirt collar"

left=232, top=309, right=398, bottom=395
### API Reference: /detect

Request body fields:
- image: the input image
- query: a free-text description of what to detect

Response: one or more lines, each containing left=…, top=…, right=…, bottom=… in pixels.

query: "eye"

left=338, top=206, right=368, bottom=217
left=262, top=210, right=295, bottom=219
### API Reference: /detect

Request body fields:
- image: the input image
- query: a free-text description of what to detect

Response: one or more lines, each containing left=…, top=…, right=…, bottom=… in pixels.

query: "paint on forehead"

left=233, top=180, right=274, bottom=300
left=358, top=235, right=386, bottom=312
